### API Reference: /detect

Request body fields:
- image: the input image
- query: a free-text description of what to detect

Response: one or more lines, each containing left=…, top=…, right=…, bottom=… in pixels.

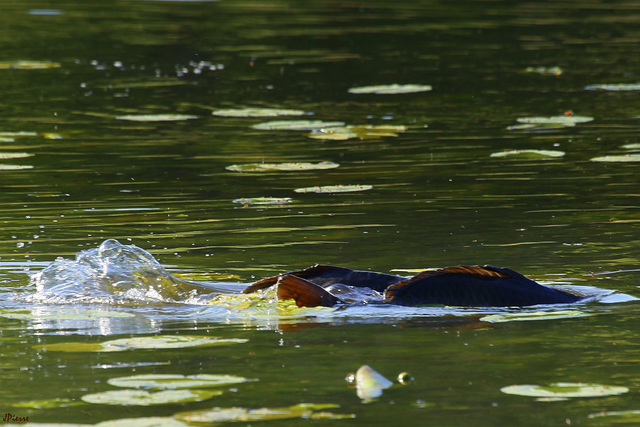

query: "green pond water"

left=1, top=0, right=640, bottom=425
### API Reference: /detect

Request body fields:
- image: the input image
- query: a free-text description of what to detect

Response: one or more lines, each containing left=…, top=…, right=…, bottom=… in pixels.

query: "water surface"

left=1, top=0, right=640, bottom=425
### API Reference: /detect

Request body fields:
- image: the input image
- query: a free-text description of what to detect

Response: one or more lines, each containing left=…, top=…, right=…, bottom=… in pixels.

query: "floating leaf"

left=251, top=120, right=344, bottom=130
left=480, top=310, right=589, bottom=323
left=355, top=365, right=394, bottom=400
left=0, top=308, right=135, bottom=321
left=294, top=184, right=372, bottom=194
left=175, top=403, right=353, bottom=423
left=591, top=154, right=640, bottom=162
left=585, top=83, right=640, bottom=91
left=108, top=374, right=252, bottom=390
left=501, top=382, right=628, bottom=399
left=348, top=84, right=432, bottom=94
left=115, top=114, right=198, bottom=122
left=517, top=116, right=593, bottom=126
left=0, top=60, right=61, bottom=70
left=82, top=389, right=221, bottom=406
left=0, top=152, right=33, bottom=159
left=622, top=143, right=640, bottom=150
left=489, top=150, right=565, bottom=159
left=232, top=197, right=293, bottom=205
left=308, top=125, right=407, bottom=140
left=97, top=417, right=189, bottom=427
left=35, top=335, right=248, bottom=353
left=524, top=66, right=563, bottom=76
left=0, top=131, right=38, bottom=137
left=226, top=161, right=339, bottom=172
left=588, top=410, right=640, bottom=422
left=212, top=108, right=305, bottom=117
left=0, top=164, right=33, bottom=170
left=13, top=397, right=84, bottom=409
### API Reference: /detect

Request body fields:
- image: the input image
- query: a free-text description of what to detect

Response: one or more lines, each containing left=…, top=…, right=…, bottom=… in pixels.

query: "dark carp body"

left=242, top=265, right=583, bottom=308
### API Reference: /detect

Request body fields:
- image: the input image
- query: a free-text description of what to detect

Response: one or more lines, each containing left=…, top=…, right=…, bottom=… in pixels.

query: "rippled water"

left=2, top=0, right=640, bottom=425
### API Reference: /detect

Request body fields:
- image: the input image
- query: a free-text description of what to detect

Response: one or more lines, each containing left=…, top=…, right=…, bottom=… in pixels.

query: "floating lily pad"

left=108, top=374, right=252, bottom=390
left=97, top=417, right=189, bottom=427
left=591, top=154, right=640, bottom=162
left=226, top=161, right=339, bottom=172
left=622, top=143, right=640, bottom=150
left=0, top=308, right=135, bottom=321
left=212, top=108, right=305, bottom=117
left=489, top=150, right=565, bottom=159
left=501, top=382, right=628, bottom=399
left=82, top=389, right=221, bottom=406
left=35, top=335, right=248, bottom=353
left=0, top=164, right=33, bottom=170
left=251, top=120, right=344, bottom=130
left=0, top=60, right=61, bottom=69
left=588, top=409, right=640, bottom=421
left=13, top=397, right=85, bottom=409
left=348, top=84, right=432, bottom=94
left=480, top=310, right=589, bottom=323
left=0, top=131, right=38, bottom=137
left=355, top=365, right=394, bottom=400
left=232, top=197, right=293, bottom=205
left=175, top=403, right=353, bottom=423
left=0, top=152, right=33, bottom=159
left=308, top=125, right=407, bottom=140
left=115, top=114, right=198, bottom=122
left=524, top=66, right=563, bottom=76
left=294, top=184, right=373, bottom=194
left=508, top=115, right=593, bottom=130
left=585, top=83, right=640, bottom=91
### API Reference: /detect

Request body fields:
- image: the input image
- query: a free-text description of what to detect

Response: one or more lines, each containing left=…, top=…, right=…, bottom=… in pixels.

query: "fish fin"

left=277, top=274, right=342, bottom=307
left=242, top=275, right=279, bottom=294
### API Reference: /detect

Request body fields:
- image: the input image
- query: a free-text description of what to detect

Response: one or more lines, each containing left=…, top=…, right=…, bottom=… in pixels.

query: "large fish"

left=242, top=264, right=582, bottom=308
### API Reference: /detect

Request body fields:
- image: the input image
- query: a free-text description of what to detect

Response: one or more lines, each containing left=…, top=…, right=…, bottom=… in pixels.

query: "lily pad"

left=480, top=310, right=589, bottom=323
left=489, top=150, right=565, bottom=159
left=508, top=115, right=593, bottom=130
left=1, top=308, right=135, bottom=321
left=348, top=84, right=432, bottom=94
left=82, top=389, right=221, bottom=406
left=226, top=161, right=339, bottom=172
left=251, top=120, right=344, bottom=130
left=524, top=66, right=563, bottom=76
left=0, top=152, right=33, bottom=159
left=115, top=114, right=198, bottom=122
left=501, top=382, right=628, bottom=399
left=97, top=417, right=189, bottom=427
left=0, top=60, right=61, bottom=69
left=108, top=374, right=252, bottom=390
left=308, top=125, right=407, bottom=140
left=0, top=164, right=33, bottom=170
left=232, top=197, right=293, bottom=205
left=355, top=365, right=394, bottom=400
left=35, top=335, right=248, bottom=353
left=175, top=403, right=353, bottom=423
left=212, top=108, right=305, bottom=117
left=585, top=83, right=640, bottom=91
left=294, top=184, right=373, bottom=194
left=13, top=398, right=84, bottom=409
left=588, top=409, right=640, bottom=422
left=591, top=154, right=640, bottom=162
left=622, top=143, right=640, bottom=150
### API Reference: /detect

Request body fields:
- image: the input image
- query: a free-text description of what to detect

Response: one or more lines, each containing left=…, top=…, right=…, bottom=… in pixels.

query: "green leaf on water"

left=348, top=84, right=432, bottom=94
left=585, top=83, right=640, bottom=91
left=588, top=409, right=640, bottom=422
left=226, top=161, right=339, bottom=172
left=251, top=120, right=345, bottom=130
left=308, top=125, right=407, bottom=140
left=212, top=108, right=306, bottom=117
left=233, top=197, right=293, bottom=205
left=622, top=143, right=640, bottom=150
left=591, top=154, right=640, bottom=162
left=480, top=310, right=589, bottom=323
left=82, top=389, right=221, bottom=406
left=501, top=382, right=628, bottom=399
left=13, top=397, right=85, bottom=409
left=108, top=374, right=253, bottom=390
left=34, top=335, right=248, bottom=352
left=0, top=60, right=61, bottom=69
left=294, top=184, right=373, bottom=194
left=0, top=152, right=33, bottom=159
left=508, top=115, right=593, bottom=130
left=175, top=404, right=354, bottom=423
left=489, top=150, right=565, bottom=159
left=0, top=165, right=33, bottom=170
left=115, top=114, right=198, bottom=122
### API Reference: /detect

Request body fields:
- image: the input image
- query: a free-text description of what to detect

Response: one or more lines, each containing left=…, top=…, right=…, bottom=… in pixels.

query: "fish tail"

left=277, top=274, right=342, bottom=307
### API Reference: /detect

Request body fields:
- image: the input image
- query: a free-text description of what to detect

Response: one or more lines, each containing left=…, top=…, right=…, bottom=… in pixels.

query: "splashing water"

left=27, top=239, right=236, bottom=304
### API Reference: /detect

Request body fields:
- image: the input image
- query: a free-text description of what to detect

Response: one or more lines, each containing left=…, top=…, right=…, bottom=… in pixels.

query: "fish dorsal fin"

left=412, top=265, right=526, bottom=280
left=277, top=274, right=342, bottom=308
